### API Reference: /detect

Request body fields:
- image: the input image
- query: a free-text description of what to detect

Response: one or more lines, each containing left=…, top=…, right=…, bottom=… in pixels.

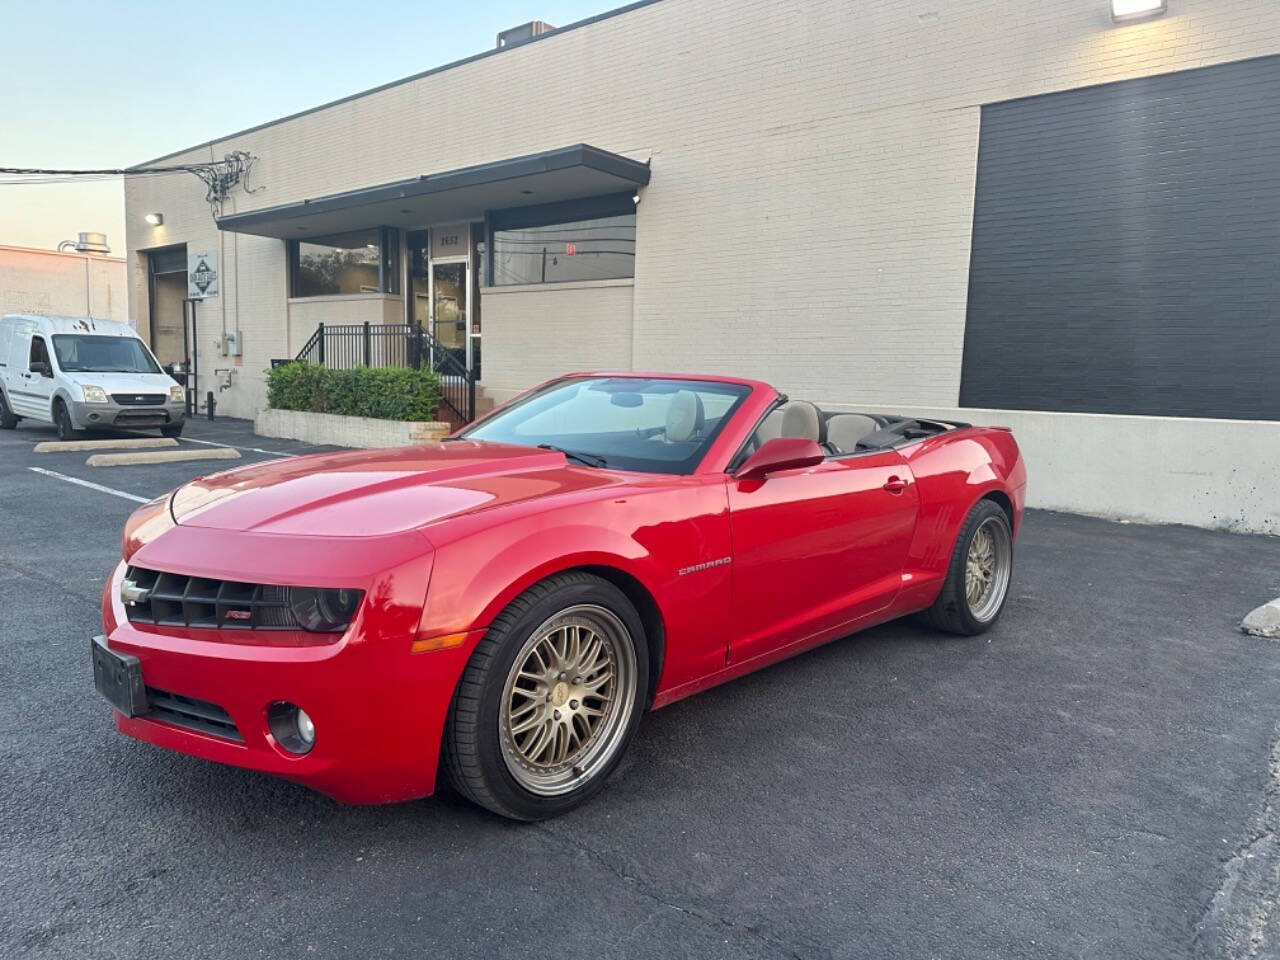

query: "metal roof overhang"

left=215, top=144, right=651, bottom=239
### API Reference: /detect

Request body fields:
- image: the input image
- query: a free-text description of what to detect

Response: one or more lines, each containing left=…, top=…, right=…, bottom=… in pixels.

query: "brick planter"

left=255, top=408, right=451, bottom=449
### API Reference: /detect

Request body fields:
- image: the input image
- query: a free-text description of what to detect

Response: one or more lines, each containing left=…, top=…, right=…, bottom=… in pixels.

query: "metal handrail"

left=293, top=322, right=474, bottom=422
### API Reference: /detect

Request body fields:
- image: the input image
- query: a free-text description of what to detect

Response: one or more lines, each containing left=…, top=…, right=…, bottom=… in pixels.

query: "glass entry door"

left=430, top=262, right=468, bottom=371
left=406, top=227, right=480, bottom=378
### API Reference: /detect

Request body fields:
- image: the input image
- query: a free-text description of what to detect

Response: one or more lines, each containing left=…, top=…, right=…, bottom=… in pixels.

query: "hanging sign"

left=187, top=250, right=219, bottom=299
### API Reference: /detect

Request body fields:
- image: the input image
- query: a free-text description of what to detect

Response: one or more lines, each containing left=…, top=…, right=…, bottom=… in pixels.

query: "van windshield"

left=51, top=335, right=162, bottom=374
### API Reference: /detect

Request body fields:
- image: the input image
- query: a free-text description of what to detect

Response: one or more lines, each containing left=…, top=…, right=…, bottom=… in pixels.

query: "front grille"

left=124, top=566, right=297, bottom=631
left=145, top=687, right=242, bottom=742
left=113, top=393, right=167, bottom=406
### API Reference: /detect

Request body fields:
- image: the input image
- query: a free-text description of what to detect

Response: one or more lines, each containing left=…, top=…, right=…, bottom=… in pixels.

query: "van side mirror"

left=733, top=436, right=825, bottom=481
left=29, top=360, right=51, bottom=377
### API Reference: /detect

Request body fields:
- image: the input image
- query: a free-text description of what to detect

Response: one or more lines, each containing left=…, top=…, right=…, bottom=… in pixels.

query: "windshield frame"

left=51, top=334, right=163, bottom=375
left=458, top=375, right=755, bottom=476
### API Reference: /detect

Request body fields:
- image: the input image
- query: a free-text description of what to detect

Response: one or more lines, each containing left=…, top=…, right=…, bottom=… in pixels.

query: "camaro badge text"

left=677, top=556, right=732, bottom=576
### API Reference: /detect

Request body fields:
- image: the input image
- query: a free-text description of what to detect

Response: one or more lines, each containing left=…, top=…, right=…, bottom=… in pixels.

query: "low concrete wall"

left=824, top=403, right=1280, bottom=536
left=255, top=408, right=450, bottom=449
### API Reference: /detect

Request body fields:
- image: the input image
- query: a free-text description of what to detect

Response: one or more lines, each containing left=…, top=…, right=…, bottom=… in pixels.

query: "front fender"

left=418, top=479, right=734, bottom=696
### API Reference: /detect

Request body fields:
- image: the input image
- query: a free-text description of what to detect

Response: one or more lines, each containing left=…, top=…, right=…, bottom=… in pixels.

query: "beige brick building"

left=124, top=0, right=1280, bottom=532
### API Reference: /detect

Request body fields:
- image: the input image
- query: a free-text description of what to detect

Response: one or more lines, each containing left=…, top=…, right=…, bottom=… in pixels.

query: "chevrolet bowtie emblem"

left=119, top=578, right=151, bottom=606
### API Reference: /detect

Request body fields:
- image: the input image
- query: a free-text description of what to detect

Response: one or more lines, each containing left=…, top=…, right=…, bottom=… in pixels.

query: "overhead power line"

left=0, top=150, right=260, bottom=216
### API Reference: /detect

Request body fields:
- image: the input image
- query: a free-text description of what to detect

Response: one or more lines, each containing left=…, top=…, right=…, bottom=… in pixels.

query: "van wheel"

left=54, top=400, right=79, bottom=441
left=161, top=423, right=184, bottom=438
left=0, top=392, right=18, bottom=429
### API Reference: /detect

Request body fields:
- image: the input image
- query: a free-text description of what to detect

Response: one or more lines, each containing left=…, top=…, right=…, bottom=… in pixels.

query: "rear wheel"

left=0, top=392, right=18, bottom=429
left=444, top=572, right=649, bottom=820
left=53, top=400, right=79, bottom=441
left=924, top=499, right=1013, bottom=635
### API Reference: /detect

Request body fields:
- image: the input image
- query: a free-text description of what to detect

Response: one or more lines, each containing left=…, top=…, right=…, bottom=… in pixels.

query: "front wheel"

left=161, top=422, right=184, bottom=438
left=444, top=572, right=649, bottom=820
left=54, top=400, right=79, bottom=441
left=923, top=499, right=1014, bottom=635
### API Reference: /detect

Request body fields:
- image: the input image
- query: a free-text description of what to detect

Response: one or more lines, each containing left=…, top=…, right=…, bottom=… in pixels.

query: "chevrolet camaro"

left=94, top=372, right=1026, bottom=820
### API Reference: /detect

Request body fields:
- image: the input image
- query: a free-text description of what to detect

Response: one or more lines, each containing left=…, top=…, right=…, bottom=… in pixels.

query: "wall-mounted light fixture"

left=144, top=212, right=164, bottom=226
left=1111, top=0, right=1167, bottom=23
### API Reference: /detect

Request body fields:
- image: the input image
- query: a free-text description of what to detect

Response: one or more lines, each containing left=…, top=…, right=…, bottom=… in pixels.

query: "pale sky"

left=0, top=0, right=620, bottom=252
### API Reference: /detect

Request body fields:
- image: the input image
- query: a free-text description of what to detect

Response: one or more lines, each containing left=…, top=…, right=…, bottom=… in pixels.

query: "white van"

left=0, top=314, right=186, bottom=440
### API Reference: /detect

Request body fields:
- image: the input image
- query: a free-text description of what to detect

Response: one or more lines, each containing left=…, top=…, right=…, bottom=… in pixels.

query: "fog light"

left=296, top=708, right=315, bottom=745
left=268, top=701, right=315, bottom=755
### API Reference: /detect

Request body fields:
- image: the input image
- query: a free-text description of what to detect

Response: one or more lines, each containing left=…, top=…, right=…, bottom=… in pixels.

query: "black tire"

left=923, top=498, right=1013, bottom=636
left=0, top=392, right=18, bottom=429
left=444, top=571, right=649, bottom=821
left=54, top=400, right=79, bottom=441
left=161, top=422, right=184, bottom=438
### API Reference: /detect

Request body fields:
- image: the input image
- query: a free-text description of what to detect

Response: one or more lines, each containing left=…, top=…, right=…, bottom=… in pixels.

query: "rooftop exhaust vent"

left=74, top=232, right=110, bottom=253
left=497, top=20, right=555, bottom=49
left=56, top=232, right=111, bottom=254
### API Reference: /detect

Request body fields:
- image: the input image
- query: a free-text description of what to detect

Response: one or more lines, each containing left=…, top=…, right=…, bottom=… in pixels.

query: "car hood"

left=64, top=371, right=178, bottom=392
left=169, top=441, right=620, bottom=537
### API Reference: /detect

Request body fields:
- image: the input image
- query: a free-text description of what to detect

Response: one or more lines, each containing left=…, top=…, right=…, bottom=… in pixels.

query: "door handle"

left=883, top=475, right=908, bottom=494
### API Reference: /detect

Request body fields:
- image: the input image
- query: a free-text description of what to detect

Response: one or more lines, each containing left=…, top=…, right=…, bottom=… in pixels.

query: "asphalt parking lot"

left=3, top=416, right=1280, bottom=959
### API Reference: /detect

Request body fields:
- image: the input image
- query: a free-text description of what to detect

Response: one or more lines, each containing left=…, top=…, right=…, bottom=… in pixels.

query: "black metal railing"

left=294, top=322, right=475, bottom=423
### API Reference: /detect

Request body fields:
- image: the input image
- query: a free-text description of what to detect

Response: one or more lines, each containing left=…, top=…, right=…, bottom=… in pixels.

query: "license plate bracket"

left=91, top=635, right=148, bottom=718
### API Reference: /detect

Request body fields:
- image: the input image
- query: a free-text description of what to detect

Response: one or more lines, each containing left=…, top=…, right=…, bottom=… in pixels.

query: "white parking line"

left=181, top=437, right=297, bottom=457
left=28, top=467, right=149, bottom=504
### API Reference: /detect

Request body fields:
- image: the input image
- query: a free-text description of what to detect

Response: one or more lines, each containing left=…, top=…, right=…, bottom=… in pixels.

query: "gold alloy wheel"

left=499, top=604, right=637, bottom=796
left=965, top=515, right=1012, bottom=623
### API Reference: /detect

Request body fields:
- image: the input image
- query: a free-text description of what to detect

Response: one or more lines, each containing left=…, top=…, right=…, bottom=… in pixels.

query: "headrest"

left=779, top=401, right=825, bottom=443
left=665, top=390, right=705, bottom=443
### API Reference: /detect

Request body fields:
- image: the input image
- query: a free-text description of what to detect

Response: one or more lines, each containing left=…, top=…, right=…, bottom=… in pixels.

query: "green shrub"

left=267, top=362, right=442, bottom=422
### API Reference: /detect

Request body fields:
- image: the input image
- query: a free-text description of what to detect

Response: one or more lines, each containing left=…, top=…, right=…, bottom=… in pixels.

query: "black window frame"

left=288, top=226, right=401, bottom=298
left=485, top=193, right=636, bottom=287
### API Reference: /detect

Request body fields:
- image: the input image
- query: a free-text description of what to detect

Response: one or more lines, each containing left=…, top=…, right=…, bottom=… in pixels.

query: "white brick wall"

left=482, top=280, right=634, bottom=389
left=125, top=0, right=1280, bottom=414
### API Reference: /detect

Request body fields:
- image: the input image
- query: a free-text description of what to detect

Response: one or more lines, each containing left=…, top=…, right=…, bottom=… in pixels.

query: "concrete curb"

left=35, top=438, right=179, bottom=453
left=1242, top=600, right=1280, bottom=639
left=86, top=448, right=242, bottom=467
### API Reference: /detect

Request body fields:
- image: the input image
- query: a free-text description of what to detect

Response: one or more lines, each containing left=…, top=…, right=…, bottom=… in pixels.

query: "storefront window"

left=490, top=195, right=635, bottom=286
left=289, top=228, right=400, bottom=297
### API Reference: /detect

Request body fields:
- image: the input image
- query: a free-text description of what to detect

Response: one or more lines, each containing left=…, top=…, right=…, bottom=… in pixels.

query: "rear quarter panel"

left=894, top=426, right=1027, bottom=610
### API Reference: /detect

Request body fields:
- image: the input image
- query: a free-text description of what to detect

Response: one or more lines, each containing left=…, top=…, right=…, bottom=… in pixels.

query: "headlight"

left=168, top=385, right=185, bottom=403
left=82, top=385, right=109, bottom=404
left=288, top=587, right=363, bottom=632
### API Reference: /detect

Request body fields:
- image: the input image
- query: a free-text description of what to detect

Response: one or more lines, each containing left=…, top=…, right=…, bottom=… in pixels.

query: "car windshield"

left=461, top=377, right=751, bottom=475
left=51, top=335, right=162, bottom=374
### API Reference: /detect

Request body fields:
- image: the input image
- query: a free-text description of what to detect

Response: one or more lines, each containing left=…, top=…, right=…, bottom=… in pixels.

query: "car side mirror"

left=30, top=361, right=51, bottom=377
left=733, top=436, right=825, bottom=481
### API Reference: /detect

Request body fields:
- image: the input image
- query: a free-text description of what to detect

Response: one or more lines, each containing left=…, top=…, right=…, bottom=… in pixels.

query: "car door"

left=727, top=449, right=919, bottom=664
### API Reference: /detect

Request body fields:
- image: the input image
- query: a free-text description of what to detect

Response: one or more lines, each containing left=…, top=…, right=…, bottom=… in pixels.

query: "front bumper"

left=71, top=399, right=186, bottom=431
left=99, top=557, right=480, bottom=805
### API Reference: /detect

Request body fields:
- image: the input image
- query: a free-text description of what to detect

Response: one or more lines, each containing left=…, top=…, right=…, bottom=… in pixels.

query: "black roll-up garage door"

left=960, top=55, right=1280, bottom=421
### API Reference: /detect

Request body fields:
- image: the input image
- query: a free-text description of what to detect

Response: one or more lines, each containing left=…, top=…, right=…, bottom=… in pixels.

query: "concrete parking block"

left=34, top=437, right=179, bottom=453
left=1243, top=599, right=1280, bottom=639
left=85, top=448, right=241, bottom=467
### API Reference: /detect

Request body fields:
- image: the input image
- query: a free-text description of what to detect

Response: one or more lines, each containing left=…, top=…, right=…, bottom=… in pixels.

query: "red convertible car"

left=94, top=372, right=1025, bottom=819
